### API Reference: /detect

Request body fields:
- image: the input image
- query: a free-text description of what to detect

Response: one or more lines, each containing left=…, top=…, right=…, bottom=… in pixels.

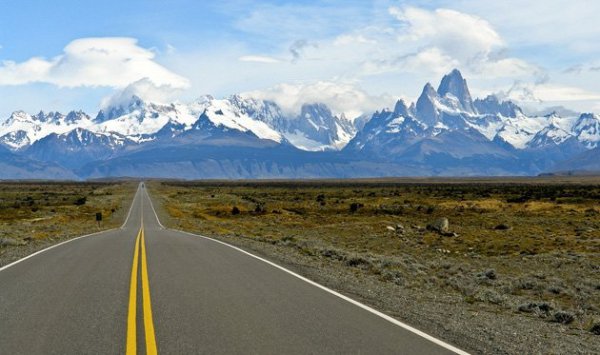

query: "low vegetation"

left=151, top=178, right=600, bottom=352
left=0, top=181, right=136, bottom=266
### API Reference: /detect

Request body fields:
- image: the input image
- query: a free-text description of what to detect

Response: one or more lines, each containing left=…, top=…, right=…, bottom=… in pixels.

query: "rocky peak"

left=437, top=69, right=475, bottom=113
left=393, top=99, right=411, bottom=117
left=95, top=95, right=147, bottom=122
left=64, top=110, right=90, bottom=124
left=416, top=83, right=440, bottom=127
left=473, top=95, right=522, bottom=117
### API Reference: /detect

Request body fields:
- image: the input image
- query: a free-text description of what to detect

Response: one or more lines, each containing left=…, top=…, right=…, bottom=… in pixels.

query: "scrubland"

left=0, top=181, right=136, bottom=266
left=150, top=178, right=600, bottom=354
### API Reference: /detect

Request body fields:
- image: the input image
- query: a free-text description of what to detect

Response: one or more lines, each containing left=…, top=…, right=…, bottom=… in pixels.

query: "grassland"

left=150, top=178, right=600, bottom=353
left=0, top=181, right=137, bottom=266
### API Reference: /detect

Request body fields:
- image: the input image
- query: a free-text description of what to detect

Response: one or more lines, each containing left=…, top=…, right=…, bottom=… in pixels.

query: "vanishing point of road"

left=0, top=183, right=468, bottom=354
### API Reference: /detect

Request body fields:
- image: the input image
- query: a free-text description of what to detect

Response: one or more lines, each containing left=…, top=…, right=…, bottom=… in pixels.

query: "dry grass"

left=0, top=181, right=137, bottom=263
left=150, top=179, right=600, bottom=336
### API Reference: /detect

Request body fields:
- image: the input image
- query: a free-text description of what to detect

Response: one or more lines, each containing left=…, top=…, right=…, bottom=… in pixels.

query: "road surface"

left=0, top=184, right=467, bottom=354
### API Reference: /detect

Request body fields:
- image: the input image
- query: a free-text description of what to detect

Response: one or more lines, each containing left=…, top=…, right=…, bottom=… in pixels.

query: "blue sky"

left=1, top=0, right=600, bottom=118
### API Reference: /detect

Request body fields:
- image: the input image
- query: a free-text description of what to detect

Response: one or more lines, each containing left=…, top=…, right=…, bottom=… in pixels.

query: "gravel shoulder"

left=167, top=231, right=599, bottom=354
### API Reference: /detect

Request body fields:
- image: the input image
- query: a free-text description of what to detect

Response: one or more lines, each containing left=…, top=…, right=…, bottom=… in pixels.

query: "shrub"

left=349, top=202, right=364, bottom=213
left=553, top=311, right=575, bottom=324
left=474, top=288, right=505, bottom=305
left=319, top=248, right=345, bottom=261
left=74, top=196, right=87, bottom=206
left=494, top=223, right=511, bottom=230
left=345, top=255, right=371, bottom=268
left=484, top=269, right=497, bottom=280
left=254, top=203, right=266, bottom=214
left=518, top=302, right=552, bottom=316
left=382, top=270, right=405, bottom=286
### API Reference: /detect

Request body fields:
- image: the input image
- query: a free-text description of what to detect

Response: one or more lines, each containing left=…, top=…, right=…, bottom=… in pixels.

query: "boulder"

left=395, top=223, right=405, bottom=235
left=427, top=218, right=449, bottom=233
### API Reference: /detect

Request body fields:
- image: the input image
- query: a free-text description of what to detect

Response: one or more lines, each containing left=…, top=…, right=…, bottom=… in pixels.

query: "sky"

left=1, top=0, right=600, bottom=119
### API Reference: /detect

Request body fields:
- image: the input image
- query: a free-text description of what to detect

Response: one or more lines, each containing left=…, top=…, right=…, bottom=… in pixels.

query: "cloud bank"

left=1, top=3, right=600, bottom=117
left=244, top=81, right=396, bottom=119
left=0, top=37, right=189, bottom=89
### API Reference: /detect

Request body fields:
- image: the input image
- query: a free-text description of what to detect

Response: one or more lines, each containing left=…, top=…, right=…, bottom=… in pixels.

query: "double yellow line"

left=126, top=227, right=157, bottom=354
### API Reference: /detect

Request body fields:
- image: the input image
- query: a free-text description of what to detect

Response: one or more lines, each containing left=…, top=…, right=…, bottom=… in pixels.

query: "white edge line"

left=0, top=229, right=116, bottom=273
left=144, top=188, right=469, bottom=355
left=177, top=230, right=470, bottom=355
left=121, top=184, right=140, bottom=229
left=2, top=183, right=142, bottom=272
left=143, top=185, right=165, bottom=229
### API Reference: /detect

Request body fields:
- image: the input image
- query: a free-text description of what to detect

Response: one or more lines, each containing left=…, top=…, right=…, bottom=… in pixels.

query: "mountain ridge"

left=0, top=69, right=598, bottom=179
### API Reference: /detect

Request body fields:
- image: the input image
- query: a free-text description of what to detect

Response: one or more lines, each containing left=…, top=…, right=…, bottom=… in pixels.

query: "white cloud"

left=495, top=80, right=600, bottom=109
left=243, top=81, right=396, bottom=119
left=383, top=6, right=539, bottom=78
left=526, top=85, right=600, bottom=103
left=100, top=78, right=185, bottom=109
left=238, top=55, right=281, bottom=64
left=441, top=0, right=600, bottom=53
left=4, top=3, right=600, bottom=117
left=363, top=47, right=459, bottom=77
left=0, top=37, right=189, bottom=89
left=170, top=5, right=567, bottom=116
left=333, top=34, right=376, bottom=46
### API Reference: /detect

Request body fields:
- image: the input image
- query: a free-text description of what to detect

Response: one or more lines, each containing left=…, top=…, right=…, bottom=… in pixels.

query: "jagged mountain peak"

left=29, top=110, right=91, bottom=125
left=393, top=99, right=412, bottom=117
left=437, top=69, right=475, bottom=113
left=95, top=94, right=152, bottom=122
left=416, top=83, right=441, bottom=127
left=422, top=82, right=437, bottom=97
left=7, top=111, right=32, bottom=122
left=65, top=110, right=91, bottom=124
left=0, top=108, right=93, bottom=150
left=227, top=94, right=284, bottom=126
left=573, top=113, right=600, bottom=148
left=2, top=68, right=599, bottom=179
left=473, top=95, right=521, bottom=117
left=300, top=102, right=333, bottom=120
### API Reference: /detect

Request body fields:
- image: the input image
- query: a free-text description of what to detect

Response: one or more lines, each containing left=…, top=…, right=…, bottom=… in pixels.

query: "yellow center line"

left=126, top=228, right=142, bottom=355
left=126, top=224, right=158, bottom=354
left=141, top=227, right=158, bottom=354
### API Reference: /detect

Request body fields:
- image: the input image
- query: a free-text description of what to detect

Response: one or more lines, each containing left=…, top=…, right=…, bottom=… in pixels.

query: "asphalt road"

left=0, top=184, right=467, bottom=354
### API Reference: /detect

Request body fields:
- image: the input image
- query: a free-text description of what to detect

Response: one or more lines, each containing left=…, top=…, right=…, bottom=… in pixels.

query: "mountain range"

left=0, top=69, right=598, bottom=179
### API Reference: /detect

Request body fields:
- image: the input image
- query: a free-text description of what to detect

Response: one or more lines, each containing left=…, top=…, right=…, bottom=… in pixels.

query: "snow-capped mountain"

left=279, top=103, right=356, bottom=151
left=0, top=95, right=353, bottom=152
left=197, top=95, right=283, bottom=143
left=345, top=69, right=598, bottom=175
left=92, top=96, right=201, bottom=142
left=572, top=113, right=600, bottom=148
left=0, top=68, right=598, bottom=178
left=226, top=95, right=356, bottom=150
left=0, top=110, right=92, bottom=150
